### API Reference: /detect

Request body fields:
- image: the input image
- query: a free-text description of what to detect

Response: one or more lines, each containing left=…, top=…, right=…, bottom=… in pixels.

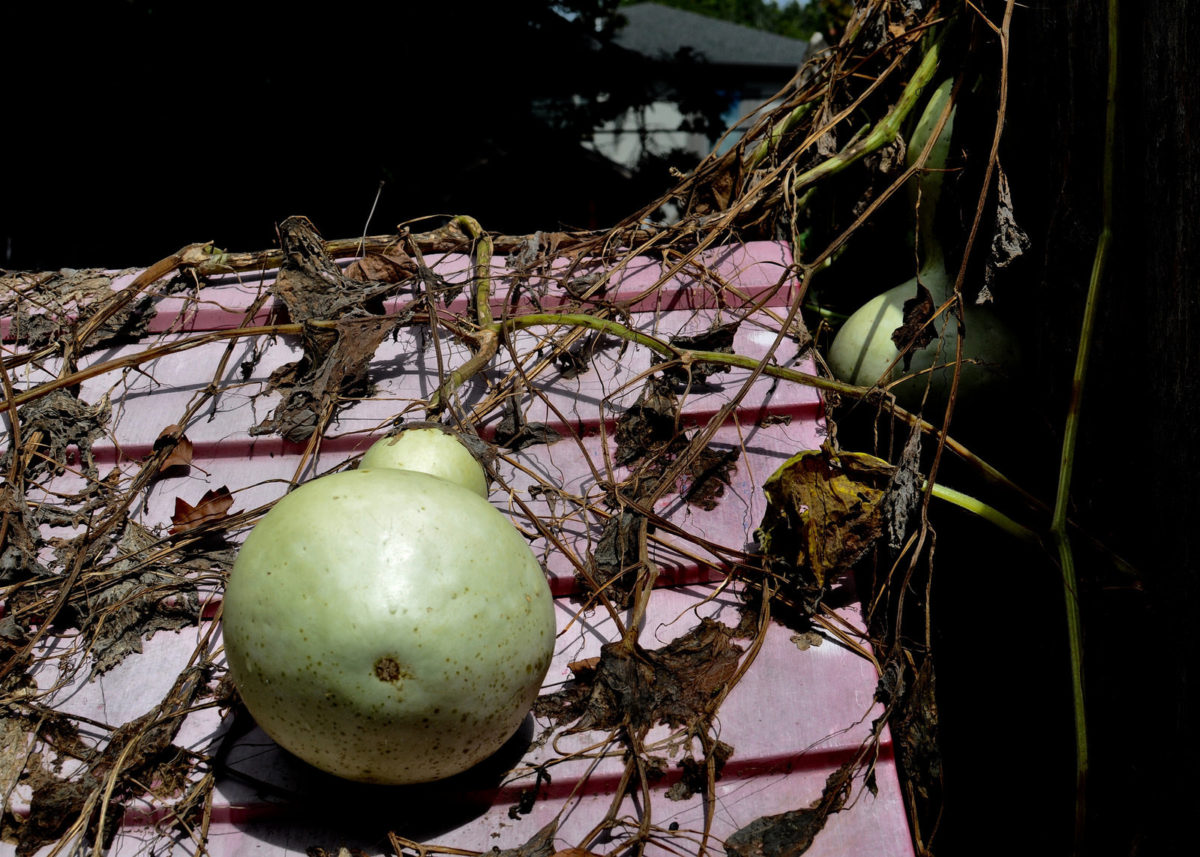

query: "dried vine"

left=0, top=3, right=1116, bottom=856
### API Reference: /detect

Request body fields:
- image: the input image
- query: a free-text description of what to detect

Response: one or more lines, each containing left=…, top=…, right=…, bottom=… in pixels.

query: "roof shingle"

left=613, top=2, right=808, bottom=68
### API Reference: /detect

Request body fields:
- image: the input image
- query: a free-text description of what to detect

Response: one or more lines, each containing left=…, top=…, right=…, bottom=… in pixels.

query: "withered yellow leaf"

left=756, top=447, right=894, bottom=588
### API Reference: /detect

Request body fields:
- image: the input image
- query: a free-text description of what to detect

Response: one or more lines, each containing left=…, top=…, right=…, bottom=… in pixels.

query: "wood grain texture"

left=1003, top=2, right=1198, bottom=853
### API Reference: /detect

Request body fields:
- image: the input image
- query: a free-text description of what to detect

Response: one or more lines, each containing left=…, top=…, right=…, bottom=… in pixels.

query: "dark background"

left=928, top=2, right=1197, bottom=854
left=3, top=2, right=1195, bottom=855
left=2, top=1, right=680, bottom=270
left=1017, top=3, right=1197, bottom=854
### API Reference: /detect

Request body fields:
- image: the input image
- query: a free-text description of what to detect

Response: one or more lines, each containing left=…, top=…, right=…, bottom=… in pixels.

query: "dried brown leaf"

left=18, top=668, right=206, bottom=857
left=582, top=509, right=643, bottom=608
left=890, top=282, right=936, bottom=370
left=757, top=413, right=793, bottom=428
left=345, top=252, right=414, bottom=283
left=682, top=446, right=739, bottom=511
left=254, top=314, right=400, bottom=442
left=1, top=483, right=45, bottom=583
left=86, top=523, right=202, bottom=673
left=0, top=715, right=32, bottom=814
left=661, top=320, right=740, bottom=383
left=3, top=389, right=111, bottom=479
left=153, top=425, right=193, bottom=472
left=253, top=218, right=406, bottom=441
left=666, top=740, right=732, bottom=801
left=271, top=217, right=364, bottom=324
left=724, top=759, right=855, bottom=857
left=883, top=425, right=923, bottom=550
left=980, top=164, right=1032, bottom=304
left=169, top=487, right=234, bottom=535
left=535, top=619, right=743, bottom=734
left=567, top=656, right=601, bottom=676
left=685, top=156, right=742, bottom=217
left=615, top=375, right=678, bottom=464
left=724, top=804, right=831, bottom=857
left=494, top=398, right=561, bottom=451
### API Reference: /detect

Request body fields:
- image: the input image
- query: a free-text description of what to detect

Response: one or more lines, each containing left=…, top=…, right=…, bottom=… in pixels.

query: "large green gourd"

left=223, top=429, right=556, bottom=784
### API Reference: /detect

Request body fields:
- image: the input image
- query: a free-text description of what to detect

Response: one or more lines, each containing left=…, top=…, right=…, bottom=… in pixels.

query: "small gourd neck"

left=915, top=251, right=952, bottom=303
left=909, top=78, right=956, bottom=303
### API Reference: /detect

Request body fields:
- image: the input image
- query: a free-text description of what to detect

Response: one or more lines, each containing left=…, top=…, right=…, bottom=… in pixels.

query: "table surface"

left=0, top=240, right=913, bottom=857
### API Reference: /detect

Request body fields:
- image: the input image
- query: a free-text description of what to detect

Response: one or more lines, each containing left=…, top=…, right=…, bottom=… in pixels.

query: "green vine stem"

left=1, top=287, right=1128, bottom=598
left=439, top=305, right=1121, bottom=562
left=1051, top=0, right=1118, bottom=848
left=427, top=216, right=500, bottom=414
left=453, top=214, right=495, bottom=329
left=745, top=101, right=815, bottom=170
left=927, top=482, right=1038, bottom=544
left=789, top=34, right=942, bottom=195
left=500, top=311, right=864, bottom=397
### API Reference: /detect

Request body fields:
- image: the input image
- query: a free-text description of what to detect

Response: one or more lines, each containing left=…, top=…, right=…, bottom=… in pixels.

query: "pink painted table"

left=0, top=241, right=912, bottom=857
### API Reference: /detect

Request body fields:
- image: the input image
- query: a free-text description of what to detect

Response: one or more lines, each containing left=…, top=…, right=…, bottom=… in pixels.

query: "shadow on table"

left=214, top=708, right=539, bottom=850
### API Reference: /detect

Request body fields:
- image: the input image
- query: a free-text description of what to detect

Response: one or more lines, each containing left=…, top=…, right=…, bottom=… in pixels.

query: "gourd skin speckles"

left=223, top=468, right=556, bottom=784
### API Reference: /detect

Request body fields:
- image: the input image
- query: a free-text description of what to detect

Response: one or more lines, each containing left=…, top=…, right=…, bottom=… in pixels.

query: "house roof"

left=613, top=2, right=808, bottom=69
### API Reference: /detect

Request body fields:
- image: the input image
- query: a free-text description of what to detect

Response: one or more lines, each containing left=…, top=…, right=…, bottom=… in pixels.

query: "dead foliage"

left=153, top=424, right=194, bottom=473
left=580, top=508, right=644, bottom=608
left=2, top=389, right=110, bottom=480
left=612, top=375, right=740, bottom=514
left=84, top=521, right=206, bottom=674
left=169, top=486, right=235, bottom=535
left=757, top=446, right=895, bottom=589
left=1, top=270, right=155, bottom=353
left=535, top=618, right=744, bottom=734
left=252, top=217, right=405, bottom=442
left=0, top=483, right=46, bottom=584
left=657, top=320, right=741, bottom=385
left=724, top=760, right=855, bottom=857
left=891, top=282, right=938, bottom=368
left=667, top=740, right=733, bottom=801
left=0, top=2, right=1035, bottom=855
left=494, top=397, right=562, bottom=451
left=615, top=376, right=679, bottom=465
left=13, top=666, right=212, bottom=857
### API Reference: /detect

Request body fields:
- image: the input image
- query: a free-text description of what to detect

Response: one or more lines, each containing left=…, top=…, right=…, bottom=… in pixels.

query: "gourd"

left=358, top=424, right=489, bottom=498
left=222, top=428, right=556, bottom=784
left=827, top=79, right=1016, bottom=410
